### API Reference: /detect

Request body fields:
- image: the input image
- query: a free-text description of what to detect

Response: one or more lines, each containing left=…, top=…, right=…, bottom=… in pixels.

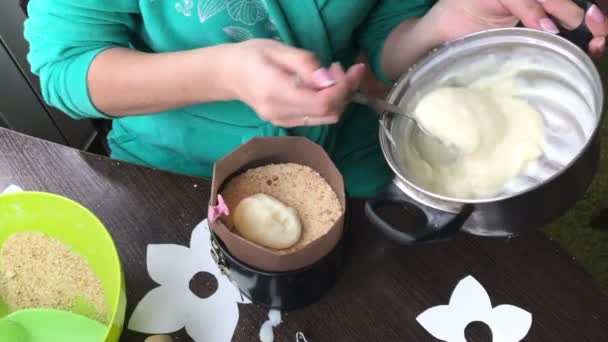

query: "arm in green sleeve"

left=356, top=0, right=435, bottom=83
left=24, top=0, right=138, bottom=119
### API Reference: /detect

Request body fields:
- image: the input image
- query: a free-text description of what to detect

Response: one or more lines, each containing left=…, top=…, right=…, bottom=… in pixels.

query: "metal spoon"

left=350, top=91, right=441, bottom=143
left=350, top=92, right=459, bottom=163
left=350, top=92, right=416, bottom=121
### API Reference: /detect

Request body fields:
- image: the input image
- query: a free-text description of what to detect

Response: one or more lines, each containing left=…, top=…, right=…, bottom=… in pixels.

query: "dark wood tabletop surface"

left=1, top=127, right=607, bottom=342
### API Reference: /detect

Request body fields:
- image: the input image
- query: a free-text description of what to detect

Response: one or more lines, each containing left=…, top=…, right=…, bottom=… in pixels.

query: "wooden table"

left=1, top=127, right=607, bottom=341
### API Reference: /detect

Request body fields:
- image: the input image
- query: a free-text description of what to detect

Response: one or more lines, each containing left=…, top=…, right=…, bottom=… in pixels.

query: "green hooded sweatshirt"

left=24, top=0, right=432, bottom=197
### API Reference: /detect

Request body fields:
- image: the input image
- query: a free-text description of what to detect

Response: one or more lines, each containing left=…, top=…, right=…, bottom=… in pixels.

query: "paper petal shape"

left=147, top=244, right=196, bottom=286
left=189, top=220, right=212, bottom=264
left=416, top=305, right=460, bottom=342
left=449, top=276, right=492, bottom=322
left=186, top=295, right=241, bottom=342
left=128, top=285, right=188, bottom=334
left=129, top=219, right=252, bottom=341
left=417, top=275, right=532, bottom=342
left=489, top=305, right=533, bottom=342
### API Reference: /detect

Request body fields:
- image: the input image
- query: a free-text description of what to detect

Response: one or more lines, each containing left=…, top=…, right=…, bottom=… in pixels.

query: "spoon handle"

left=350, top=92, right=412, bottom=119
left=350, top=92, right=446, bottom=151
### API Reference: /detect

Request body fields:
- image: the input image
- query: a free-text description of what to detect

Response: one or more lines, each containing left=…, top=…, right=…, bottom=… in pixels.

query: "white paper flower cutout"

left=226, top=0, right=267, bottom=25
left=417, top=276, right=532, bottom=342
left=128, top=219, right=250, bottom=342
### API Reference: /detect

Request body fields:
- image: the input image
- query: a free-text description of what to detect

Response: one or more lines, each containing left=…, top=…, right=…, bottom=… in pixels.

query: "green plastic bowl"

left=0, top=192, right=126, bottom=342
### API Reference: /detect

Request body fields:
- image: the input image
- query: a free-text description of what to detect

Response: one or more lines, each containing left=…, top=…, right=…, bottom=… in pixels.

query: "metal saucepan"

left=365, top=24, right=604, bottom=243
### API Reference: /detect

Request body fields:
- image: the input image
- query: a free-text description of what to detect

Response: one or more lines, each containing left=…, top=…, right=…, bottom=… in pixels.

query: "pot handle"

left=517, top=0, right=595, bottom=51
left=364, top=183, right=473, bottom=245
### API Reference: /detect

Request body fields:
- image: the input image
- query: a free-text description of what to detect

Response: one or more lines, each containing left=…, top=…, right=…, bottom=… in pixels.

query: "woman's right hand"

left=226, top=39, right=365, bottom=128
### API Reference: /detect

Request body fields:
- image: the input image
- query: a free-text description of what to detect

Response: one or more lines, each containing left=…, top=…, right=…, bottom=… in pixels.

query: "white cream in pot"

left=405, top=75, right=544, bottom=198
left=397, top=44, right=594, bottom=200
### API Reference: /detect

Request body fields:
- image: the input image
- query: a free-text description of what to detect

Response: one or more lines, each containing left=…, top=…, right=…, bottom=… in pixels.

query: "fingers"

left=584, top=4, right=608, bottom=37
left=310, top=68, right=337, bottom=88
left=298, top=62, right=355, bottom=118
left=306, top=63, right=367, bottom=120
left=589, top=36, right=606, bottom=57
left=345, top=63, right=366, bottom=91
left=308, top=62, right=365, bottom=92
left=311, top=63, right=351, bottom=114
left=262, top=73, right=351, bottom=127
left=253, top=66, right=346, bottom=123
left=328, top=62, right=346, bottom=79
left=539, top=0, right=607, bottom=56
left=503, top=0, right=558, bottom=32
left=266, top=42, right=322, bottom=80
left=504, top=0, right=608, bottom=56
left=254, top=70, right=319, bottom=119
left=539, top=0, right=585, bottom=29
left=540, top=0, right=608, bottom=37
left=309, top=84, right=349, bottom=118
left=252, top=44, right=364, bottom=127
left=272, top=76, right=331, bottom=115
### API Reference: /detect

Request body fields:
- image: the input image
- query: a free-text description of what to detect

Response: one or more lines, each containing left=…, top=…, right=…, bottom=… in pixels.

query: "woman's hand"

left=429, top=0, right=608, bottom=57
left=227, top=39, right=365, bottom=128
left=87, top=40, right=362, bottom=120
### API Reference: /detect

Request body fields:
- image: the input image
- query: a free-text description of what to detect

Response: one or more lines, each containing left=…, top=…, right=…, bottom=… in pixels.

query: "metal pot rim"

left=380, top=27, right=604, bottom=204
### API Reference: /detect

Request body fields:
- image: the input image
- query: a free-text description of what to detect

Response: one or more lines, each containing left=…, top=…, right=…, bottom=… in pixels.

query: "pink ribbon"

left=208, top=194, right=230, bottom=223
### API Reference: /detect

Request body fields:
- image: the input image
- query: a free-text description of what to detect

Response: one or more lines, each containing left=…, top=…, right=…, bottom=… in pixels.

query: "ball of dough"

left=233, top=193, right=302, bottom=249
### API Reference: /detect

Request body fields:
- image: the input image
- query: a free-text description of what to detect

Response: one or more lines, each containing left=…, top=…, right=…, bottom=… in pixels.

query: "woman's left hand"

left=430, top=0, right=608, bottom=57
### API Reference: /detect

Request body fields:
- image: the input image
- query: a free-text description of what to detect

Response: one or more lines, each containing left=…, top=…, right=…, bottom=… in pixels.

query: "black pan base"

left=210, top=232, right=346, bottom=311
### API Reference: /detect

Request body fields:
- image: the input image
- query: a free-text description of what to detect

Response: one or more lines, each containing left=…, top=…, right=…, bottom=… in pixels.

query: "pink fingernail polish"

left=588, top=5, right=606, bottom=23
left=313, top=68, right=336, bottom=87
left=539, top=18, right=560, bottom=34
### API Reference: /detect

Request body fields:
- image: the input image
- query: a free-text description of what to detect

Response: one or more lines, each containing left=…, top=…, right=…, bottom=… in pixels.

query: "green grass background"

left=544, top=59, right=608, bottom=288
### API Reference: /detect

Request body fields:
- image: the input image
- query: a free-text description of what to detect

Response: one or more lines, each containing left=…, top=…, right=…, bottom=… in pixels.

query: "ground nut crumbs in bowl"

left=0, top=232, right=107, bottom=322
left=221, top=163, right=343, bottom=253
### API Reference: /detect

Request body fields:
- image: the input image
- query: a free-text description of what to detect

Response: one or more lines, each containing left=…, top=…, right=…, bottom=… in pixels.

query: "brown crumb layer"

left=0, top=232, right=107, bottom=322
left=221, top=163, right=342, bottom=253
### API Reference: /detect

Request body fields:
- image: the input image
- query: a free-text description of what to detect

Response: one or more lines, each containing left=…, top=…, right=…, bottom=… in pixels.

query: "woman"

left=24, top=0, right=608, bottom=197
